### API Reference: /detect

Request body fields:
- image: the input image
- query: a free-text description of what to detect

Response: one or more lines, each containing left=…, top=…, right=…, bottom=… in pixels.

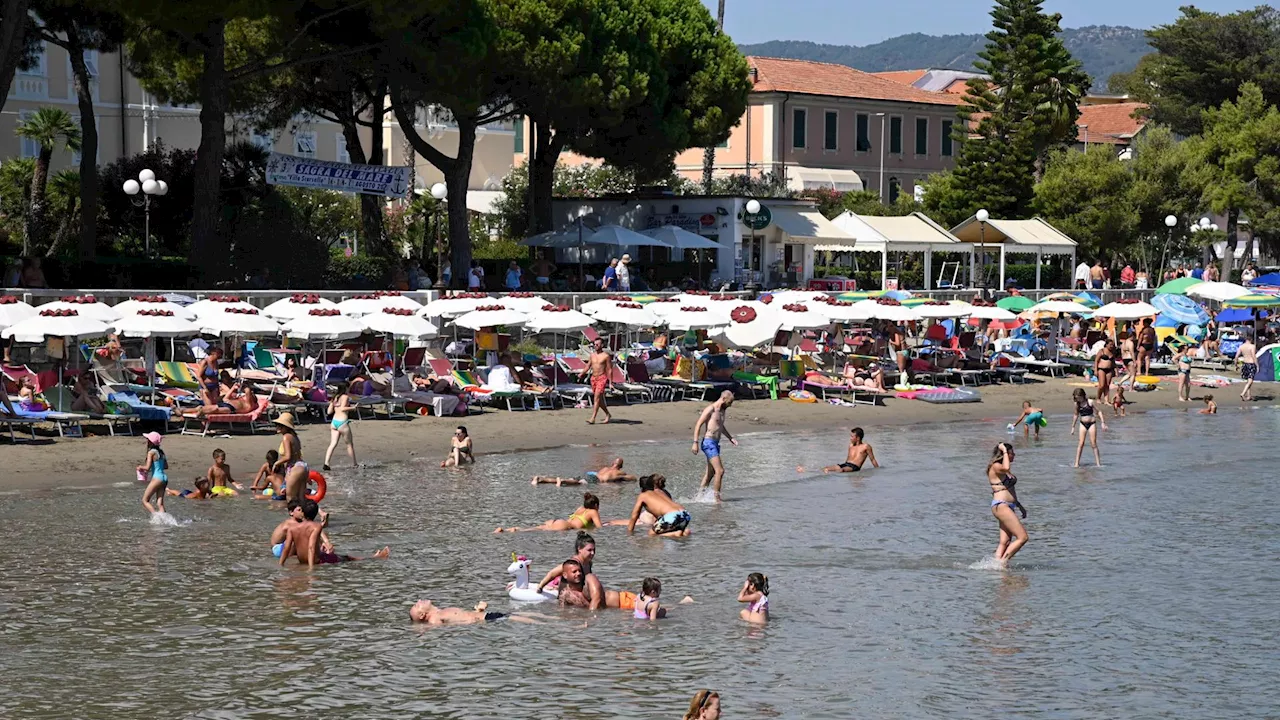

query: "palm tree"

left=15, top=107, right=81, bottom=254
left=44, top=169, right=82, bottom=258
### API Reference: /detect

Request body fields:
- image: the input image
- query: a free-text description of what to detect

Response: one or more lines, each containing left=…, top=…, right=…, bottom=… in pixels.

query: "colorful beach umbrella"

left=1073, top=291, right=1103, bottom=308
left=1249, top=271, right=1280, bottom=286
left=837, top=290, right=884, bottom=301
left=996, top=296, right=1034, bottom=312
left=1151, top=293, right=1210, bottom=325
left=1223, top=293, right=1280, bottom=308
left=1025, top=300, right=1094, bottom=316
left=1154, top=276, right=1203, bottom=295
left=1215, top=308, right=1268, bottom=323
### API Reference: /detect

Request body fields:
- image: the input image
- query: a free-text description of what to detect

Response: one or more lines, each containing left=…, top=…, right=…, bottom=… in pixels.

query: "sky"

left=701, top=0, right=1257, bottom=46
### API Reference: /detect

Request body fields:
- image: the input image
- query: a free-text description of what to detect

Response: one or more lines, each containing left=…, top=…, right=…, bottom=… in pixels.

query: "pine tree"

left=947, top=0, right=1090, bottom=221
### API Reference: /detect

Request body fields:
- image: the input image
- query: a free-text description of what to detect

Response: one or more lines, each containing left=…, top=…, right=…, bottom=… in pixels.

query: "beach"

left=2, top=376, right=1259, bottom=492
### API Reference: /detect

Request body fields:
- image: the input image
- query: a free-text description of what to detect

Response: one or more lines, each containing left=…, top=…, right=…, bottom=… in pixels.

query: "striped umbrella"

left=837, top=290, right=884, bottom=302
left=900, top=297, right=929, bottom=307
left=1224, top=293, right=1280, bottom=308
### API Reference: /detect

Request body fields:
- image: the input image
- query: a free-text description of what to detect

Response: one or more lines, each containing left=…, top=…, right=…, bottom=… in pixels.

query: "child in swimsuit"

left=1009, top=400, right=1046, bottom=439
left=252, top=450, right=284, bottom=497
left=1200, top=394, right=1217, bottom=415
left=737, top=572, right=769, bottom=624
left=494, top=492, right=602, bottom=533
left=138, top=431, right=169, bottom=515
left=633, top=577, right=666, bottom=620
left=168, top=476, right=213, bottom=500
left=1176, top=347, right=1193, bottom=402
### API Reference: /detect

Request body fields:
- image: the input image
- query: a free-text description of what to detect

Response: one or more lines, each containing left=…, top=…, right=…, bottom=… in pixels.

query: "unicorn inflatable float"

left=506, top=553, right=558, bottom=603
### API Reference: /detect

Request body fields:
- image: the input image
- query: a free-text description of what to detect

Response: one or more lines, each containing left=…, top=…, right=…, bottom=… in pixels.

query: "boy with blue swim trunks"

left=1010, top=400, right=1047, bottom=439
left=693, top=391, right=737, bottom=502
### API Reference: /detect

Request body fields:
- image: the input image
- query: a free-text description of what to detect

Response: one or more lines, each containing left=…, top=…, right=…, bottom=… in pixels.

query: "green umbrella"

left=996, top=296, right=1035, bottom=311
left=1154, top=276, right=1204, bottom=295
left=838, top=290, right=884, bottom=302
left=900, top=297, right=928, bottom=307
left=1224, top=293, right=1280, bottom=308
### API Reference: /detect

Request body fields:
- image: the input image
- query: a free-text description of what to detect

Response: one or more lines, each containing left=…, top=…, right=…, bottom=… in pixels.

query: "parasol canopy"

left=1151, top=293, right=1211, bottom=325
left=1090, top=301, right=1159, bottom=320
left=361, top=309, right=439, bottom=339
left=262, top=295, right=339, bottom=321
left=2, top=311, right=113, bottom=342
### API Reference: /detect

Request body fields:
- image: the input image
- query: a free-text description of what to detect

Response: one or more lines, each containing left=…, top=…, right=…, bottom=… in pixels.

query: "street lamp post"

left=975, top=208, right=989, bottom=296
left=1191, top=217, right=1218, bottom=276
left=429, top=182, right=448, bottom=289
left=122, top=169, right=168, bottom=256
left=1157, top=214, right=1178, bottom=284
left=746, top=198, right=760, bottom=290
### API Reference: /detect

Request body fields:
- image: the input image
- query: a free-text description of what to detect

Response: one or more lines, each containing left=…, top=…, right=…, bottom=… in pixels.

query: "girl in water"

left=1094, top=339, right=1117, bottom=402
left=633, top=577, right=665, bottom=620
left=1070, top=387, right=1106, bottom=467
left=683, top=690, right=721, bottom=720
left=1175, top=345, right=1193, bottom=402
left=323, top=381, right=357, bottom=471
left=986, top=442, right=1028, bottom=566
left=737, top=572, right=770, bottom=623
left=137, top=431, right=169, bottom=514
left=495, top=492, right=602, bottom=532
left=441, top=426, right=474, bottom=467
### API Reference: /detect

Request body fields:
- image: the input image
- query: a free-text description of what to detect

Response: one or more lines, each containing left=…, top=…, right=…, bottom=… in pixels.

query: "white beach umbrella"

left=1091, top=301, right=1160, bottom=320
left=815, top=301, right=865, bottom=323
left=337, top=293, right=424, bottom=316
left=589, top=301, right=660, bottom=327
left=524, top=306, right=595, bottom=334
left=2, top=310, right=113, bottom=342
left=262, top=295, right=339, bottom=321
left=282, top=311, right=366, bottom=341
left=452, top=306, right=529, bottom=330
left=113, top=312, right=201, bottom=338
left=710, top=305, right=783, bottom=350
left=188, top=297, right=261, bottom=317
left=640, top=225, right=721, bottom=249
left=497, top=294, right=551, bottom=314
left=577, top=298, right=623, bottom=317
left=772, top=302, right=833, bottom=330
left=914, top=300, right=974, bottom=319
left=766, top=289, right=830, bottom=305
left=671, top=293, right=716, bottom=304
left=420, top=294, right=491, bottom=318
left=36, top=298, right=120, bottom=322
left=198, top=308, right=282, bottom=336
left=1025, top=300, right=1094, bottom=316
left=646, top=299, right=687, bottom=318
left=0, top=298, right=36, bottom=329
left=112, top=297, right=198, bottom=320
left=848, top=299, right=923, bottom=322
left=665, top=304, right=730, bottom=330
left=1186, top=281, right=1251, bottom=302
left=361, top=309, right=439, bottom=340
left=966, top=304, right=1018, bottom=321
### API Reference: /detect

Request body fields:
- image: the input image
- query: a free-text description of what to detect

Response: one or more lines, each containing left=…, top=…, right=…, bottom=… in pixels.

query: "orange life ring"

left=305, top=470, right=327, bottom=502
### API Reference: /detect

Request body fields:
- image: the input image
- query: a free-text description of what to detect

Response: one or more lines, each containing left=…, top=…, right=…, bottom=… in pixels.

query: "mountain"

left=738, top=25, right=1150, bottom=87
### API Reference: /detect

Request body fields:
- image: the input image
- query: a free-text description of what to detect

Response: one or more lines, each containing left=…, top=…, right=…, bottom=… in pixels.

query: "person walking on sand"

left=1137, top=318, right=1157, bottom=376
left=817, top=427, right=878, bottom=473
left=1069, top=387, right=1106, bottom=468
left=323, top=381, right=357, bottom=471
left=138, top=431, right=169, bottom=515
left=1236, top=332, right=1258, bottom=402
left=986, top=442, right=1028, bottom=567
left=693, top=390, right=737, bottom=500
left=586, top=338, right=612, bottom=425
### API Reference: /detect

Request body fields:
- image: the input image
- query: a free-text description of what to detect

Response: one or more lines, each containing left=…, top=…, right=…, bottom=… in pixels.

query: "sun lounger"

left=456, top=368, right=529, bottom=411
left=2, top=363, right=41, bottom=393
left=625, top=362, right=685, bottom=402
left=1003, top=353, right=1068, bottom=377
left=44, top=385, right=138, bottom=436
left=108, top=392, right=175, bottom=423
left=91, top=356, right=159, bottom=396
left=1, top=403, right=47, bottom=441
left=180, top=396, right=271, bottom=436
left=731, top=370, right=777, bottom=400
left=155, top=361, right=200, bottom=390
left=544, top=364, right=593, bottom=404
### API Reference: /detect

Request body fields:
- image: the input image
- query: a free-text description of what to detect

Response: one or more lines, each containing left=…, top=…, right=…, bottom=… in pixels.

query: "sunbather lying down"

left=192, top=386, right=259, bottom=416
left=532, top=458, right=637, bottom=486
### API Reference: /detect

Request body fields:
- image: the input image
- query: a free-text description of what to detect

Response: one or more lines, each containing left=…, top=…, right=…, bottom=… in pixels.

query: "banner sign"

left=266, top=152, right=412, bottom=198
left=645, top=213, right=718, bottom=235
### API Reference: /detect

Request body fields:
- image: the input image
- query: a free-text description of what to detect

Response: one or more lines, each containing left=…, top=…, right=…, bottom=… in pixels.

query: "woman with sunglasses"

left=987, top=442, right=1028, bottom=566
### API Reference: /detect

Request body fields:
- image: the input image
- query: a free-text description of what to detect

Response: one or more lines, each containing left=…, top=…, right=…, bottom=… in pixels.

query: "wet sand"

left=2, top=376, right=1263, bottom=492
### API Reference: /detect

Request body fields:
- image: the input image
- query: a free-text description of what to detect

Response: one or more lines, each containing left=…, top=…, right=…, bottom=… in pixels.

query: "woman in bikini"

left=986, top=442, right=1028, bottom=566
left=1119, top=329, right=1137, bottom=389
left=195, top=347, right=223, bottom=408
left=323, top=381, right=357, bottom=471
left=494, top=492, right=602, bottom=532
left=1070, top=387, right=1106, bottom=468
left=272, top=413, right=308, bottom=502
left=1136, top=319, right=1157, bottom=376
left=1094, top=340, right=1117, bottom=402
left=441, top=425, right=474, bottom=467
left=1175, top=345, right=1193, bottom=402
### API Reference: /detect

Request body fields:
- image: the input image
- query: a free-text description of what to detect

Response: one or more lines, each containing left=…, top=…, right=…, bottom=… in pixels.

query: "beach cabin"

left=828, top=211, right=969, bottom=290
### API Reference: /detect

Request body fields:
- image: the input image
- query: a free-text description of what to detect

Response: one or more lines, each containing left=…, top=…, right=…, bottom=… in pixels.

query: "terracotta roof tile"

left=1076, top=102, right=1148, bottom=144
left=870, top=69, right=929, bottom=85
left=748, top=57, right=965, bottom=107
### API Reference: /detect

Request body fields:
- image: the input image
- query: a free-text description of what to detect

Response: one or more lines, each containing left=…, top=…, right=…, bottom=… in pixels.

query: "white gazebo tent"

left=829, top=211, right=969, bottom=290
left=950, top=215, right=1078, bottom=290
left=767, top=206, right=858, bottom=269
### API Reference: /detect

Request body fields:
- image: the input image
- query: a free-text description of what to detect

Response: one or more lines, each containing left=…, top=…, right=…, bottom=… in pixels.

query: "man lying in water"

left=531, top=457, right=638, bottom=486
left=278, top=498, right=389, bottom=567
left=409, top=599, right=543, bottom=625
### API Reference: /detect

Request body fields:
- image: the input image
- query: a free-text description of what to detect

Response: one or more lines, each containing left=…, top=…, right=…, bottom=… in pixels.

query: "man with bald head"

left=693, top=390, right=738, bottom=502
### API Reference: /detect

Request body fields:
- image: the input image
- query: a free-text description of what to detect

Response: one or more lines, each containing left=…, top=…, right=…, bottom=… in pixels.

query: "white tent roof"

left=769, top=206, right=857, bottom=246
left=785, top=166, right=864, bottom=193
left=950, top=216, right=1077, bottom=254
left=829, top=211, right=964, bottom=253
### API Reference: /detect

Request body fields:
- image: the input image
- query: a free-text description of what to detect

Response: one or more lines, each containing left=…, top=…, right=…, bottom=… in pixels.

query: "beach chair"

left=455, top=368, right=528, bottom=411
left=2, top=363, right=41, bottom=394
left=1004, top=353, right=1068, bottom=378
left=993, top=354, right=1032, bottom=383
left=155, top=360, right=200, bottom=390
left=625, top=361, right=685, bottom=402
left=607, top=364, right=652, bottom=404
left=26, top=395, right=89, bottom=438
left=400, top=347, right=427, bottom=374
left=91, top=355, right=159, bottom=396
left=0, top=403, right=46, bottom=441
left=544, top=364, right=593, bottom=405
left=180, top=396, right=272, bottom=436
left=44, top=385, right=138, bottom=436
left=108, top=391, right=176, bottom=425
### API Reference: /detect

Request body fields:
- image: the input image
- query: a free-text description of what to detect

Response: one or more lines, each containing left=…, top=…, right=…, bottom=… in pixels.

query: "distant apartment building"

left=1, top=42, right=515, bottom=210
left=514, top=56, right=966, bottom=204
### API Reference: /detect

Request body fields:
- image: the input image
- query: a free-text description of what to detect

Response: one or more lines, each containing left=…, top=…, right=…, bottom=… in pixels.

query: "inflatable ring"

left=788, top=389, right=818, bottom=403
left=1136, top=375, right=1161, bottom=385
left=305, top=470, right=327, bottom=502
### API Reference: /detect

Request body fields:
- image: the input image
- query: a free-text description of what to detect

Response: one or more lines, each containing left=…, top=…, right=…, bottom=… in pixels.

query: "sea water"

left=0, top=407, right=1277, bottom=718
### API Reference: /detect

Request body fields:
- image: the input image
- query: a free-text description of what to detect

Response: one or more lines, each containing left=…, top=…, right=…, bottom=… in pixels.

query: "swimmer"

left=818, top=427, right=879, bottom=473
left=251, top=450, right=284, bottom=496
left=1009, top=401, right=1046, bottom=439
left=1069, top=387, right=1106, bottom=468
left=409, top=599, right=541, bottom=625
left=693, top=390, right=738, bottom=501
left=605, top=475, right=666, bottom=527
left=531, top=457, right=637, bottom=486
left=631, top=577, right=665, bottom=620
left=555, top=559, right=593, bottom=609
left=440, top=425, right=474, bottom=467
left=684, top=690, right=721, bottom=720
left=279, top=498, right=388, bottom=567
left=167, top=476, right=213, bottom=499
left=138, top=431, right=168, bottom=515
left=322, top=381, right=357, bottom=471
left=269, top=499, right=304, bottom=558
left=534, top=532, right=597, bottom=594
left=272, top=413, right=308, bottom=502
left=495, top=492, right=603, bottom=533
left=1200, top=393, right=1217, bottom=415
left=986, top=442, right=1028, bottom=566
left=737, top=572, right=770, bottom=623
left=206, top=448, right=243, bottom=496
left=626, top=478, right=691, bottom=537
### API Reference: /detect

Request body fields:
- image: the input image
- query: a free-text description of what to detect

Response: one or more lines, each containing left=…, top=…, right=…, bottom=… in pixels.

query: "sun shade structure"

left=112, top=298, right=197, bottom=320
left=1091, top=301, right=1159, bottom=320
left=1150, top=293, right=1211, bottom=325
left=847, top=299, right=923, bottom=322
left=496, top=294, right=551, bottom=314
left=914, top=300, right=974, bottom=319
left=966, top=304, right=1018, bottom=321
left=1153, top=276, right=1203, bottom=295
left=0, top=298, right=36, bottom=330
left=710, top=307, right=783, bottom=350
left=113, top=313, right=201, bottom=338
left=664, top=305, right=730, bottom=330
left=950, top=215, right=1078, bottom=289
left=337, top=293, right=423, bottom=316
left=2, top=312, right=113, bottom=342
left=1186, top=281, right=1251, bottom=302
left=281, top=312, right=365, bottom=341
left=262, top=295, right=339, bottom=321
left=1224, top=293, right=1280, bottom=308
left=452, top=307, right=529, bottom=330
left=830, top=212, right=968, bottom=290
left=640, top=225, right=721, bottom=249
left=361, top=311, right=439, bottom=340
left=188, top=297, right=261, bottom=317
left=36, top=298, right=120, bottom=322
left=198, top=307, right=282, bottom=336
left=996, top=296, right=1034, bottom=312
left=523, top=306, right=595, bottom=333
left=767, top=207, right=857, bottom=248
left=1025, top=300, right=1094, bottom=316
left=420, top=295, right=492, bottom=318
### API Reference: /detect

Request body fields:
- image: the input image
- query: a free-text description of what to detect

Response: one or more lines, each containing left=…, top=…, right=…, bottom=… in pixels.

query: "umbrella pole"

left=578, top=219, right=585, bottom=290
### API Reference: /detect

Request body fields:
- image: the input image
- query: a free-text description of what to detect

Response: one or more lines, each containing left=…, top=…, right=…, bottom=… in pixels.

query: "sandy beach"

left=2, top=376, right=1263, bottom=492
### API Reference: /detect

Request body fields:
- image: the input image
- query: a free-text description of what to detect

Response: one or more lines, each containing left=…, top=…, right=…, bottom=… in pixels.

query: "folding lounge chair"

left=624, top=361, right=685, bottom=402
left=607, top=365, right=652, bottom=404
left=454, top=368, right=527, bottom=411
left=544, top=364, right=593, bottom=405
left=1, top=402, right=46, bottom=441
left=44, top=385, right=138, bottom=436
left=2, top=364, right=41, bottom=393
left=91, top=356, right=159, bottom=397
left=181, top=397, right=272, bottom=436
left=108, top=391, right=176, bottom=424
left=1004, top=353, right=1068, bottom=378
left=155, top=361, right=200, bottom=390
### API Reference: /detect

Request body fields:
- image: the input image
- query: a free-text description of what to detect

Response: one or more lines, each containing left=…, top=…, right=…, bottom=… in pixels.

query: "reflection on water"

left=2, top=407, right=1278, bottom=718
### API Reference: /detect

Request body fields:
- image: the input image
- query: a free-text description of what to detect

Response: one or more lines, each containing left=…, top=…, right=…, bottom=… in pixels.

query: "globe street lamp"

left=1157, top=214, right=1177, bottom=283
left=745, top=199, right=761, bottom=290
left=123, top=168, right=167, bottom=256
left=429, top=182, right=448, bottom=289
left=975, top=208, right=989, bottom=295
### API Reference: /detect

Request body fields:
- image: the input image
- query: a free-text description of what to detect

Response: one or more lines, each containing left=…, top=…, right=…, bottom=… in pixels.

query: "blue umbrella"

left=1151, top=293, right=1211, bottom=325
left=1249, top=272, right=1280, bottom=286
left=1216, top=308, right=1269, bottom=323
left=883, top=289, right=913, bottom=301
left=1074, top=291, right=1103, bottom=308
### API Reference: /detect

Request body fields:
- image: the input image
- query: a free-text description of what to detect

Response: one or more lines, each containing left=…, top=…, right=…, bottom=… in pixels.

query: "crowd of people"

left=1069, top=258, right=1264, bottom=291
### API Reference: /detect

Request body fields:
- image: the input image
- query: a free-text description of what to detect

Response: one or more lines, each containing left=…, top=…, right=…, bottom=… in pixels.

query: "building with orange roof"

left=1076, top=102, right=1148, bottom=148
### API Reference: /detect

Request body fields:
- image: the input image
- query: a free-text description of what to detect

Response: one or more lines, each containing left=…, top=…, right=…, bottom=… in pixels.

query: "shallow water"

left=1, top=407, right=1278, bottom=718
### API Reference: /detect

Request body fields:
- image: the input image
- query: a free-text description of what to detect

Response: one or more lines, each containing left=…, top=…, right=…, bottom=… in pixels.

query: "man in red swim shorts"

left=587, top=338, right=612, bottom=425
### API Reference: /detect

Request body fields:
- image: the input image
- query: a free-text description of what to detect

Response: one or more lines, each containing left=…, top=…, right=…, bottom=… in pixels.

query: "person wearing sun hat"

left=271, top=412, right=308, bottom=502
left=138, top=431, right=169, bottom=515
